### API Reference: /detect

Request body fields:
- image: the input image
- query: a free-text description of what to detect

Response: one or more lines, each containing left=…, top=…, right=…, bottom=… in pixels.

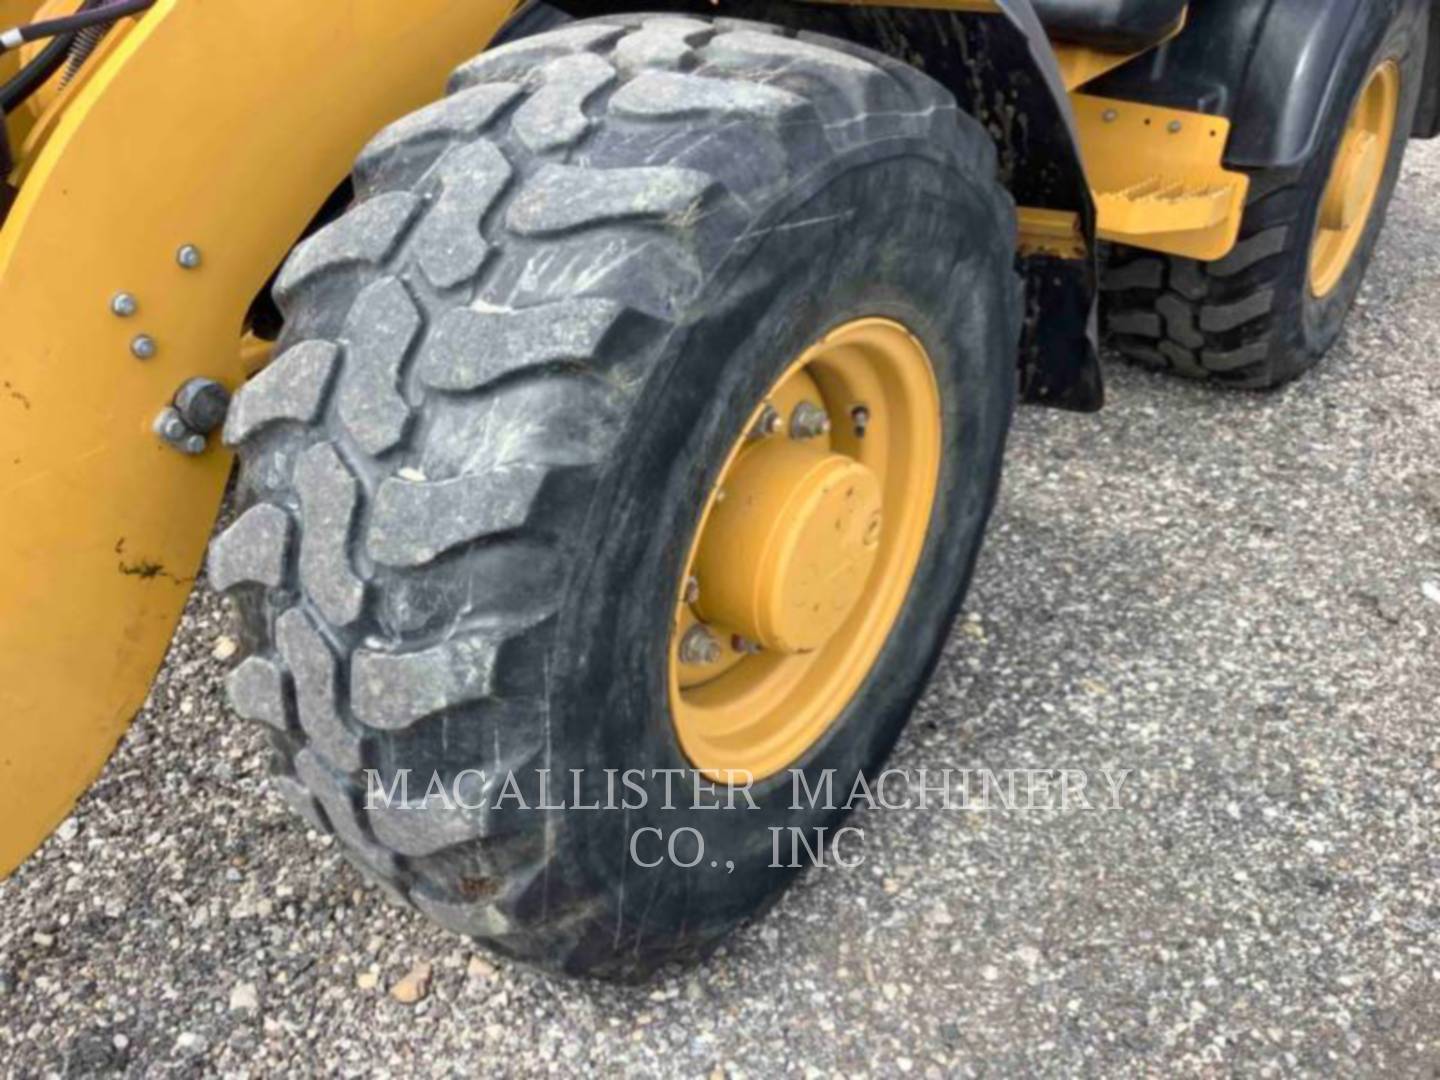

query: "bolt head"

left=111, top=293, right=138, bottom=318
left=174, top=378, right=231, bottom=434
left=683, top=576, right=701, bottom=605
left=1167, top=120, right=1183, bottom=133
left=1102, top=109, right=1119, bottom=123
left=731, top=635, right=763, bottom=656
left=678, top=625, right=722, bottom=666
left=181, top=433, right=208, bottom=456
left=750, top=404, right=783, bottom=440
left=790, top=401, right=832, bottom=440
left=131, top=334, right=157, bottom=360
left=850, top=404, right=871, bottom=437
left=177, top=244, right=203, bottom=269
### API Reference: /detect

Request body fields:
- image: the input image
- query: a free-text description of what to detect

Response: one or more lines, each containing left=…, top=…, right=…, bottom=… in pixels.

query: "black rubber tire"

left=211, top=15, right=1020, bottom=979
left=1102, top=15, right=1427, bottom=389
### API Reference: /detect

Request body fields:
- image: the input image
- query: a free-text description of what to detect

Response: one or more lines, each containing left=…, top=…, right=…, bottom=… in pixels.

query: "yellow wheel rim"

left=668, top=318, right=942, bottom=781
left=1309, top=60, right=1401, bottom=298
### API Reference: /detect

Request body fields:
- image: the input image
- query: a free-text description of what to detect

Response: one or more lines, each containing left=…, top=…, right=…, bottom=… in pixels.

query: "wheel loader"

left=1, top=0, right=1434, bottom=978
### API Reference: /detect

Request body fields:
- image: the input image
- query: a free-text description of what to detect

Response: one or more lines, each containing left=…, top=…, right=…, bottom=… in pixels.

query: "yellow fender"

left=0, top=0, right=515, bottom=877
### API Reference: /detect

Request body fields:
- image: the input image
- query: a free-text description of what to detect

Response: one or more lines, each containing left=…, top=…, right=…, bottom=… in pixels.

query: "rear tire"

left=212, top=15, right=1019, bottom=979
left=1102, top=15, right=1426, bottom=388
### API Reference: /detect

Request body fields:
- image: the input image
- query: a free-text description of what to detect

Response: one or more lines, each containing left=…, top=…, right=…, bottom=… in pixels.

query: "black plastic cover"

left=1029, top=0, right=1188, bottom=52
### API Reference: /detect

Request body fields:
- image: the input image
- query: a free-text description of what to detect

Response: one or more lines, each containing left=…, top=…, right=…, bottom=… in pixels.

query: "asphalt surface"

left=4, top=139, right=1440, bottom=1078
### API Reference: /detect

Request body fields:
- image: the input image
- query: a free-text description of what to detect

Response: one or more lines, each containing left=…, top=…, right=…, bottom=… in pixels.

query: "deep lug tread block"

left=1154, top=293, right=1205, bottom=350
left=337, top=278, right=422, bottom=456
left=1098, top=257, right=1164, bottom=292
left=226, top=656, right=290, bottom=732
left=1210, top=225, right=1289, bottom=278
left=613, top=18, right=713, bottom=71
left=367, top=465, right=548, bottom=569
left=293, top=444, right=366, bottom=627
left=1200, top=289, right=1275, bottom=334
left=351, top=637, right=501, bottom=731
left=354, top=83, right=523, bottom=195
left=1107, top=310, right=1162, bottom=339
left=514, top=53, right=617, bottom=153
left=208, top=504, right=293, bottom=592
left=611, top=71, right=805, bottom=121
left=506, top=163, right=717, bottom=236
left=450, top=24, right=625, bottom=89
left=418, top=298, right=626, bottom=392
left=222, top=340, right=339, bottom=446
left=276, top=608, right=363, bottom=772
left=412, top=141, right=514, bottom=290
left=275, top=193, right=422, bottom=303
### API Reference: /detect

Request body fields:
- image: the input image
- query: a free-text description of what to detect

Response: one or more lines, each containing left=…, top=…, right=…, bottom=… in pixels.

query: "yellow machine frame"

left=0, top=0, right=515, bottom=877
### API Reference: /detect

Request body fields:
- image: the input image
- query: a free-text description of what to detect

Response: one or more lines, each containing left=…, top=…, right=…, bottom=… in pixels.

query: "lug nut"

left=750, top=403, right=783, bottom=439
left=678, top=625, right=722, bottom=666
left=131, top=334, right=157, bottom=360
left=790, top=401, right=831, bottom=440
left=174, top=378, right=231, bottom=434
left=731, top=634, right=763, bottom=655
left=851, top=404, right=871, bottom=438
left=177, top=244, right=203, bottom=269
left=111, top=292, right=138, bottom=318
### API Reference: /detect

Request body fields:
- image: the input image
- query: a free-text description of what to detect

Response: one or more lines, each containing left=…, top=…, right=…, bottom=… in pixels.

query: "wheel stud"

left=750, top=403, right=783, bottom=439
left=731, top=634, right=763, bottom=655
left=851, top=404, right=871, bottom=438
left=789, top=401, right=831, bottom=440
left=678, top=625, right=722, bottom=666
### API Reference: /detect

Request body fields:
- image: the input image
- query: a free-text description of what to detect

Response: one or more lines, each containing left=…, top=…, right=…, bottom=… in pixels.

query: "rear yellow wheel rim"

left=1309, top=60, right=1400, bottom=298
left=668, top=318, right=942, bottom=781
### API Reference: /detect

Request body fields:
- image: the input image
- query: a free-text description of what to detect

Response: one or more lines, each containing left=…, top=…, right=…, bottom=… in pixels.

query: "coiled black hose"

left=0, top=28, right=74, bottom=114
left=0, top=0, right=153, bottom=53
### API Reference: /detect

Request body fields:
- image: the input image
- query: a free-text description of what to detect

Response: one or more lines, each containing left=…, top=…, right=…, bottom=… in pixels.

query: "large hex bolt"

left=678, top=624, right=723, bottom=666
left=173, top=378, right=231, bottom=435
left=749, top=403, right=783, bottom=440
left=789, top=401, right=832, bottom=440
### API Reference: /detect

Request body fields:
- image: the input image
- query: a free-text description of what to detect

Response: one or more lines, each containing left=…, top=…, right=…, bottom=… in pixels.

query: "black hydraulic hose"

left=0, top=29, right=72, bottom=113
left=0, top=0, right=153, bottom=54
left=0, top=0, right=126, bottom=115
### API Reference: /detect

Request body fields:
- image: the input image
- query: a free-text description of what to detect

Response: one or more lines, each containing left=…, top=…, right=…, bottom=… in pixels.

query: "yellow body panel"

left=1072, top=94, right=1250, bottom=261
left=0, top=0, right=514, bottom=878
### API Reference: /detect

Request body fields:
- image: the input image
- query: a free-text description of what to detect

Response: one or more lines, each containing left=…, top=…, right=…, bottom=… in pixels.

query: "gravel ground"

left=4, top=139, right=1440, bottom=1079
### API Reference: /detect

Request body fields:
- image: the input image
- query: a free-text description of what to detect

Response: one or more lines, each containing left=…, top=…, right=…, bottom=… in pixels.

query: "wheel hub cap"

left=1309, top=60, right=1400, bottom=298
left=693, top=442, right=884, bottom=655
left=667, top=318, right=942, bottom=781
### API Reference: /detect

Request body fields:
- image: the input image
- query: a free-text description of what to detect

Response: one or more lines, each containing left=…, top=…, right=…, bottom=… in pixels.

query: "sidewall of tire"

left=544, top=142, right=1018, bottom=969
